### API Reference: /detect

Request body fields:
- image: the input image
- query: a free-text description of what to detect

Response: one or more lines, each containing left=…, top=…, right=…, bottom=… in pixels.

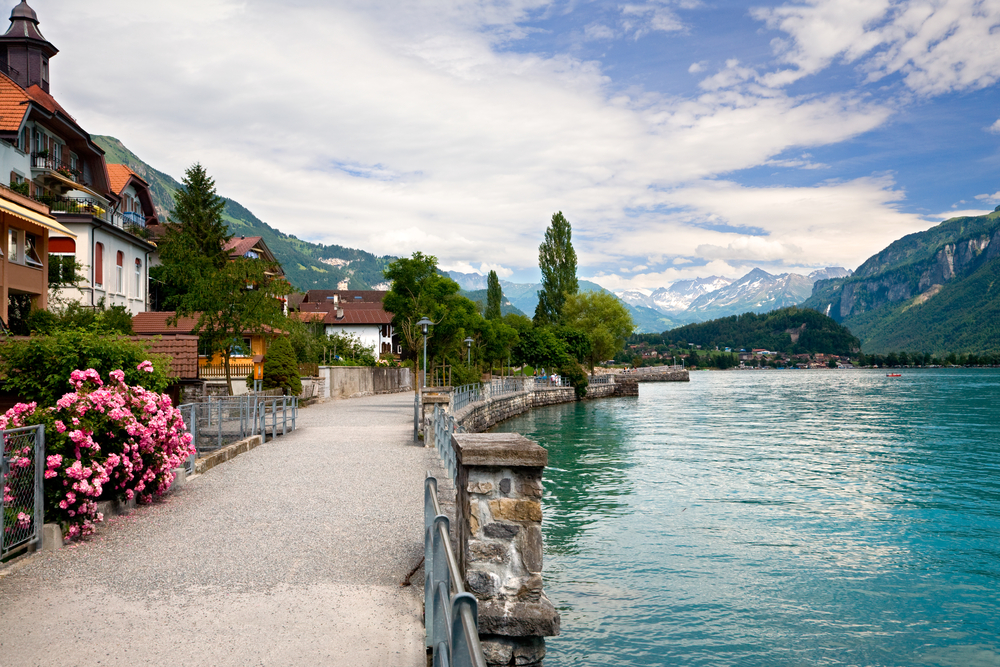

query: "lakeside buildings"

left=0, top=1, right=156, bottom=319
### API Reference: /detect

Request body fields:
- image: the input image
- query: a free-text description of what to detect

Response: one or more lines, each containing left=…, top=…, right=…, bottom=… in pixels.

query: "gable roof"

left=24, top=83, right=74, bottom=120
left=303, top=290, right=387, bottom=304
left=107, top=163, right=148, bottom=195
left=0, top=72, right=29, bottom=132
left=132, top=311, right=286, bottom=336
left=224, top=235, right=264, bottom=258
left=133, top=335, right=199, bottom=380
left=293, top=308, right=393, bottom=325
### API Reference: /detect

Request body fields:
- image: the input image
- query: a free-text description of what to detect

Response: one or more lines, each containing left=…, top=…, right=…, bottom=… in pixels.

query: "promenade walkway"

left=0, top=392, right=437, bottom=667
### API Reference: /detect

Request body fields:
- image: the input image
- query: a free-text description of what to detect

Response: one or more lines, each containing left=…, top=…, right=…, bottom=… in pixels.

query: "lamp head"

left=416, top=317, right=433, bottom=335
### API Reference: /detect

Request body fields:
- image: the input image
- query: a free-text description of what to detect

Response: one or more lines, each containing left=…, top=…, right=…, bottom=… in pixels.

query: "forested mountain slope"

left=802, top=210, right=1000, bottom=354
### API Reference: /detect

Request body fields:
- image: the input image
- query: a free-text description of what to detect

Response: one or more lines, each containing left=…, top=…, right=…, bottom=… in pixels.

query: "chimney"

left=336, top=308, right=344, bottom=320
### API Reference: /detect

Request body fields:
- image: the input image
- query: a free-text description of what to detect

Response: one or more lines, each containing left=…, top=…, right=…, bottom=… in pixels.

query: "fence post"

left=282, top=396, right=287, bottom=436
left=217, top=398, right=223, bottom=449
left=34, top=424, right=45, bottom=550
left=271, top=398, right=277, bottom=441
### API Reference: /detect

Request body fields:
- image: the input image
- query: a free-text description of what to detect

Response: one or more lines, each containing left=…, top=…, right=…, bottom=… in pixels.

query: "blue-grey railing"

left=432, top=405, right=461, bottom=481
left=179, top=394, right=298, bottom=468
left=1, top=424, right=45, bottom=558
left=451, top=384, right=482, bottom=412
left=425, top=476, right=487, bottom=667
left=589, top=374, right=614, bottom=385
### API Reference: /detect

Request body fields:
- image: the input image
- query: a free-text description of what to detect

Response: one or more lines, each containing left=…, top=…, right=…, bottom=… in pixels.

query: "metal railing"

left=451, top=384, right=483, bottom=412
left=534, top=375, right=568, bottom=388
left=589, top=374, right=615, bottom=385
left=179, top=394, right=298, bottom=459
left=424, top=475, right=487, bottom=667
left=2, top=424, right=45, bottom=559
left=432, top=405, right=462, bottom=481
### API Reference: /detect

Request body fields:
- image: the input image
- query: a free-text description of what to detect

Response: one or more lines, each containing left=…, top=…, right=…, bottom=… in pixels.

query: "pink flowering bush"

left=1, top=363, right=194, bottom=539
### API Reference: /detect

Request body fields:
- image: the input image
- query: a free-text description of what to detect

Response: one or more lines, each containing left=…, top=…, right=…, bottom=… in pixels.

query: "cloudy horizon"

left=27, top=0, right=1000, bottom=290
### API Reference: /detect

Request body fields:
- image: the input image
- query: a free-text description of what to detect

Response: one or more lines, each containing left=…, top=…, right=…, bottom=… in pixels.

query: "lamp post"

left=417, top=317, right=433, bottom=388
left=464, top=337, right=474, bottom=366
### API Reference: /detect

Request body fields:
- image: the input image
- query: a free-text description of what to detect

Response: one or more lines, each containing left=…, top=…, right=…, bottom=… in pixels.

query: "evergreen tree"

left=486, top=270, right=503, bottom=321
left=170, top=163, right=230, bottom=269
left=262, top=336, right=302, bottom=396
left=151, top=163, right=233, bottom=309
left=534, top=212, right=578, bottom=325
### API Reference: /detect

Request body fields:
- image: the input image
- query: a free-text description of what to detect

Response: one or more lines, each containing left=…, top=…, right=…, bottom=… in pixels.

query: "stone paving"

left=0, top=392, right=439, bottom=667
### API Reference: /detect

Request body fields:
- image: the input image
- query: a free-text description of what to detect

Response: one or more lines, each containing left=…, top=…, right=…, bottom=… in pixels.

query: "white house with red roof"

left=296, top=290, right=398, bottom=360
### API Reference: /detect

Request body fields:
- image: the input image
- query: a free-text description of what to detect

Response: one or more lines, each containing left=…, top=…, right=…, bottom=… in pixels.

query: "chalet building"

left=0, top=2, right=155, bottom=316
left=296, top=289, right=398, bottom=360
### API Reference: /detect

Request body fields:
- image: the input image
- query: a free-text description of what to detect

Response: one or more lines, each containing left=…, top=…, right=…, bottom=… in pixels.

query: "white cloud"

left=479, top=262, right=514, bottom=278
left=22, top=0, right=948, bottom=290
left=989, top=119, right=1000, bottom=134
left=688, top=61, right=707, bottom=74
left=620, top=2, right=686, bottom=37
left=753, top=0, right=1000, bottom=96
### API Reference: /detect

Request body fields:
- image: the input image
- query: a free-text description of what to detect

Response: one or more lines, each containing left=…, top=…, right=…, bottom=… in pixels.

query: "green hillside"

left=634, top=307, right=859, bottom=355
left=802, top=209, right=1000, bottom=354
left=92, top=136, right=395, bottom=292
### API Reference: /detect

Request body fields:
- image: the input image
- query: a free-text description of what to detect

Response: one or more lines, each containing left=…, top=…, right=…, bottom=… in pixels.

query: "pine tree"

left=170, top=163, right=231, bottom=269
left=486, top=270, right=503, bottom=320
left=534, top=211, right=578, bottom=325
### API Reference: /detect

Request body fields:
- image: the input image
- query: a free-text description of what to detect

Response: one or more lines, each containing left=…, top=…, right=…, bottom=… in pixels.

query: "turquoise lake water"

left=491, top=370, right=1000, bottom=666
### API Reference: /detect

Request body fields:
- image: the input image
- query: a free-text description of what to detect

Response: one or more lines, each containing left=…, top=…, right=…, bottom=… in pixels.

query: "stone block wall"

left=454, top=433, right=559, bottom=667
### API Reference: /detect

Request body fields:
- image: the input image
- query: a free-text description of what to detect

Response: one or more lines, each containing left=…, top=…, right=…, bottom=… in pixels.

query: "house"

left=296, top=289, right=398, bottom=359
left=0, top=2, right=155, bottom=316
left=132, top=311, right=281, bottom=389
left=0, top=183, right=71, bottom=326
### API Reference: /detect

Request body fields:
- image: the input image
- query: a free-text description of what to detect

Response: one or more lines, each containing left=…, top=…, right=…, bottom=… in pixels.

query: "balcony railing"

left=199, top=359, right=256, bottom=380
left=31, top=153, right=89, bottom=187
left=37, top=195, right=146, bottom=238
left=123, top=211, right=146, bottom=227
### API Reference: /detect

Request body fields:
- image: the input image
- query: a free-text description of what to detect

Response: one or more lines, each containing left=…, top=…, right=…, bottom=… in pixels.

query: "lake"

left=491, top=369, right=1000, bottom=667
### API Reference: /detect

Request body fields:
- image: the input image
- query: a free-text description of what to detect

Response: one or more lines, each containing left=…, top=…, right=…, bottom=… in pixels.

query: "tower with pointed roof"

left=0, top=0, right=57, bottom=93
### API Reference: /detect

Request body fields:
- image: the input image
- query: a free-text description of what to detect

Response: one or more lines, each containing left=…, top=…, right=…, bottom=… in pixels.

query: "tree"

left=562, top=291, right=635, bottom=371
left=486, top=270, right=503, bottom=321
left=383, top=252, right=464, bottom=370
left=534, top=212, right=578, bottom=325
left=151, top=163, right=232, bottom=309
left=262, top=336, right=302, bottom=396
left=174, top=257, right=292, bottom=395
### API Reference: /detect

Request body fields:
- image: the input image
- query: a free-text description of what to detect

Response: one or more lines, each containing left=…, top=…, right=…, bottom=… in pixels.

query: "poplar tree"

left=534, top=211, right=578, bottom=325
left=486, top=270, right=503, bottom=321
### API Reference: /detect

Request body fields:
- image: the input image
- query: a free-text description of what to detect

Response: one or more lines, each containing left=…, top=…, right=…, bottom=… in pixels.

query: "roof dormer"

left=0, top=1, right=58, bottom=93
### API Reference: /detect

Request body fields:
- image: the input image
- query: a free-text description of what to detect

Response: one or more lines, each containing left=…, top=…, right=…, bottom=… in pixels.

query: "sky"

left=25, top=0, right=1000, bottom=289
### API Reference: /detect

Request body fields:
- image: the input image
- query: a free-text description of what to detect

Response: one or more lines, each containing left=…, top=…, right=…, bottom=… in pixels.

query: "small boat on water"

left=886, top=373, right=902, bottom=377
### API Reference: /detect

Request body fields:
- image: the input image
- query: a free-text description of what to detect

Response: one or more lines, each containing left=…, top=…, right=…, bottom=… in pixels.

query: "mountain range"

left=802, top=209, right=1000, bottom=354
left=94, top=136, right=395, bottom=292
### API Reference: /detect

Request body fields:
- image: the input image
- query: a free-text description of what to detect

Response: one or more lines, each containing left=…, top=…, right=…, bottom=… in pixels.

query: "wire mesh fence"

left=2, top=424, right=45, bottom=559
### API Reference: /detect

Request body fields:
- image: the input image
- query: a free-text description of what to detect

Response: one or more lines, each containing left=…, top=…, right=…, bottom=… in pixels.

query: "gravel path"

left=0, top=392, right=436, bottom=667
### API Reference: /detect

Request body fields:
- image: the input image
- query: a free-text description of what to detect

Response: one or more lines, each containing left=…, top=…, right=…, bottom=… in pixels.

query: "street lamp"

left=464, top=337, right=474, bottom=366
left=417, top=317, right=433, bottom=387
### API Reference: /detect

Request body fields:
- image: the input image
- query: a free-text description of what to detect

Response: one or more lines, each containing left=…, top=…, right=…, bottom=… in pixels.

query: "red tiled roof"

left=24, top=84, right=75, bottom=122
left=321, top=309, right=393, bottom=325
left=133, top=335, right=199, bottom=380
left=298, top=301, right=386, bottom=313
left=132, top=311, right=201, bottom=335
left=107, top=164, right=147, bottom=195
left=224, top=236, right=262, bottom=257
left=0, top=73, right=29, bottom=132
left=303, top=290, right=387, bottom=304
left=132, top=311, right=286, bottom=336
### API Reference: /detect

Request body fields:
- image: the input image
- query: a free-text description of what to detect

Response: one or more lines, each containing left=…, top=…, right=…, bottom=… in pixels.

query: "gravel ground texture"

left=0, top=391, right=437, bottom=667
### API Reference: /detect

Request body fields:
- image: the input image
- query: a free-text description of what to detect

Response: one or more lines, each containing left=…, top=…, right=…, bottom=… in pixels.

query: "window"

left=7, top=228, right=19, bottom=263
left=116, top=251, right=124, bottom=294
left=41, top=58, right=48, bottom=83
left=134, top=258, right=142, bottom=298
left=24, top=233, right=42, bottom=268
left=94, top=242, right=104, bottom=288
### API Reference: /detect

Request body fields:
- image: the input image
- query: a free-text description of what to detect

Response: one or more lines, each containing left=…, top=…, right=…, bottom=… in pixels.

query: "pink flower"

left=137, top=360, right=154, bottom=373
left=109, top=369, right=125, bottom=384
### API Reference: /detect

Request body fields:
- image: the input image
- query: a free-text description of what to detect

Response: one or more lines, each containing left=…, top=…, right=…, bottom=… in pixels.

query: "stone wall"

left=454, top=433, right=559, bottom=667
left=634, top=369, right=690, bottom=382
left=320, top=366, right=412, bottom=399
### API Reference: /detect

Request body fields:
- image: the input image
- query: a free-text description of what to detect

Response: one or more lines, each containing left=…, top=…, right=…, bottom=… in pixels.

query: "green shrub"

left=0, top=331, right=173, bottom=407
left=559, top=360, right=589, bottom=399
left=262, top=337, right=302, bottom=395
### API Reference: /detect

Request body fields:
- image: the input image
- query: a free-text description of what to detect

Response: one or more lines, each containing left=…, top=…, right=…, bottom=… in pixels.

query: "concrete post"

left=452, top=432, right=560, bottom=667
left=420, top=387, right=452, bottom=446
